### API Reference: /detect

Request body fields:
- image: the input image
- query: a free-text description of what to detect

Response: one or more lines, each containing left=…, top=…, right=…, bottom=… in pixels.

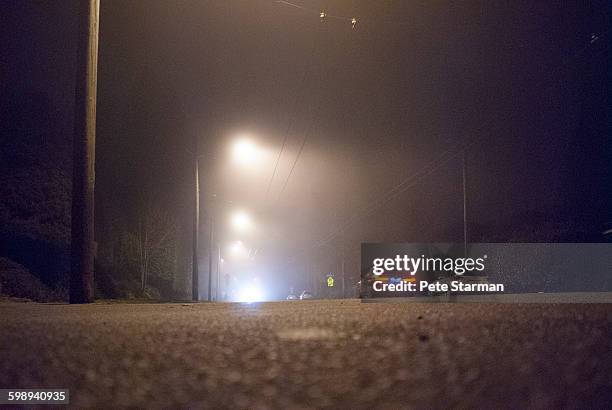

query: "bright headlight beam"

left=236, top=286, right=264, bottom=303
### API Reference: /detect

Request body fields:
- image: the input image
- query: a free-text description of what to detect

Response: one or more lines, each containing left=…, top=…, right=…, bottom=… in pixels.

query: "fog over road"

left=1, top=300, right=611, bottom=408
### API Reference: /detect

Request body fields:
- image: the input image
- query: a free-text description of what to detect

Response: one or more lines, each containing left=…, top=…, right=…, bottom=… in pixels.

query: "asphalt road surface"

left=1, top=300, right=612, bottom=409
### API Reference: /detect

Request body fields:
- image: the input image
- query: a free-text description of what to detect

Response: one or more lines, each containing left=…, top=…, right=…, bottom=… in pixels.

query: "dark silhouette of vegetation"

left=0, top=93, right=183, bottom=301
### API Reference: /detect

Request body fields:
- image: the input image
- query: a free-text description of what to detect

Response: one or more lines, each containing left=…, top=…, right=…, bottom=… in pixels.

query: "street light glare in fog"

left=236, top=285, right=265, bottom=303
left=231, top=210, right=252, bottom=231
left=232, top=138, right=260, bottom=165
left=230, top=240, right=246, bottom=257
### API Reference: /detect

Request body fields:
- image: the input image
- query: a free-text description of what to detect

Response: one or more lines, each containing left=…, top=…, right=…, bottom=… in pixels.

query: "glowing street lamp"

left=231, top=210, right=252, bottom=232
left=229, top=240, right=255, bottom=261
left=230, top=240, right=244, bottom=255
left=231, top=138, right=260, bottom=166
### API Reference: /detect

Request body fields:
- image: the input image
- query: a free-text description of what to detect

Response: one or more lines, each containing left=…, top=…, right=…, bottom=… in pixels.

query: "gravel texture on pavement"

left=1, top=300, right=612, bottom=409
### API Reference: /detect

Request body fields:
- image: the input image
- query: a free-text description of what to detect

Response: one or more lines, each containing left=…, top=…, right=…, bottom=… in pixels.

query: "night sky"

left=1, top=1, right=610, bottom=297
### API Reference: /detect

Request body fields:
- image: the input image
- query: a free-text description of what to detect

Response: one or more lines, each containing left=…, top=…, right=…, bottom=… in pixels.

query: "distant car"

left=286, top=294, right=297, bottom=300
left=300, top=291, right=313, bottom=300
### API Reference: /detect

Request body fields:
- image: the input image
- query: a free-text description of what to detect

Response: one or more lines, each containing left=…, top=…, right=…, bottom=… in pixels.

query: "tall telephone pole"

left=192, top=143, right=200, bottom=301
left=462, top=148, right=468, bottom=257
left=70, top=0, right=100, bottom=304
left=207, top=212, right=214, bottom=301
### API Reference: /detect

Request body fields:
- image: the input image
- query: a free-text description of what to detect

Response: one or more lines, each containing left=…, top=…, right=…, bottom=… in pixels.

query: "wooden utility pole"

left=70, top=0, right=100, bottom=304
left=462, top=148, right=468, bottom=257
left=192, top=152, right=200, bottom=301
left=215, top=246, right=221, bottom=301
left=341, top=227, right=345, bottom=298
left=207, top=212, right=214, bottom=301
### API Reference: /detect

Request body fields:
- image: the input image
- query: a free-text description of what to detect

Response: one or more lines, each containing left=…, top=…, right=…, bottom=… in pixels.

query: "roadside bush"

left=0, top=257, right=66, bottom=302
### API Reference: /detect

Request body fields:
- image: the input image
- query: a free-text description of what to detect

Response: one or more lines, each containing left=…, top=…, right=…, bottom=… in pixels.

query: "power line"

left=276, top=13, right=362, bottom=200
left=275, top=0, right=424, bottom=29
left=264, top=11, right=323, bottom=203
left=276, top=0, right=358, bottom=27
left=270, top=0, right=384, bottom=203
left=275, top=0, right=308, bottom=12
left=276, top=31, right=327, bottom=199
left=283, top=26, right=611, bottom=267
left=264, top=67, right=307, bottom=201
left=269, top=2, right=611, bottom=270
left=280, top=140, right=472, bottom=269
left=317, top=139, right=476, bottom=249
left=278, top=112, right=313, bottom=197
